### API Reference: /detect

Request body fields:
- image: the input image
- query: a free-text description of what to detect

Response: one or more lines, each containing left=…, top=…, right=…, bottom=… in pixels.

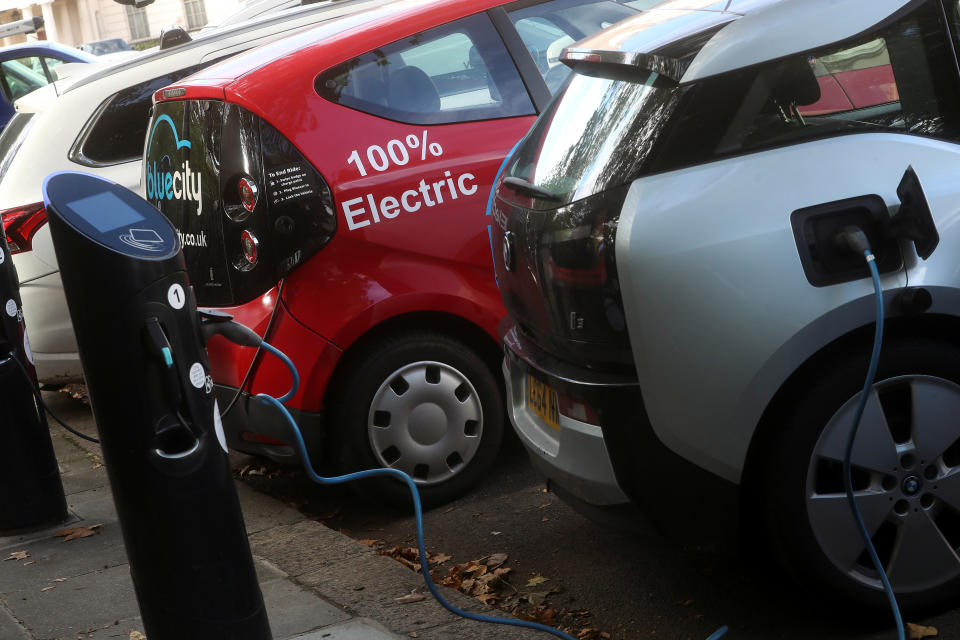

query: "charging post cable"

left=835, top=227, right=905, bottom=640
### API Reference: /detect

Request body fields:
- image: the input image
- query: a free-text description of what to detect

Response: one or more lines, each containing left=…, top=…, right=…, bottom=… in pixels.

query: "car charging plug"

left=834, top=225, right=872, bottom=256
left=198, top=308, right=262, bottom=348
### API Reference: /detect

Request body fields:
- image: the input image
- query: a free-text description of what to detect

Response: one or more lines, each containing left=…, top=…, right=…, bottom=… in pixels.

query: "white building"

left=0, top=0, right=245, bottom=48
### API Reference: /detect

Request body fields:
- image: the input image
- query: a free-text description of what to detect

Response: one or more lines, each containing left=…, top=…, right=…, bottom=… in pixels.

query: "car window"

left=1, top=57, right=49, bottom=101
left=506, top=0, right=640, bottom=93
left=316, top=12, right=534, bottom=125
left=42, top=56, right=65, bottom=79
left=71, top=61, right=215, bottom=166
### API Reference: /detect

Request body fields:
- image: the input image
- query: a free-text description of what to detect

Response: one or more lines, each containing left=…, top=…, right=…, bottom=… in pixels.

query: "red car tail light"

left=2, top=202, right=47, bottom=253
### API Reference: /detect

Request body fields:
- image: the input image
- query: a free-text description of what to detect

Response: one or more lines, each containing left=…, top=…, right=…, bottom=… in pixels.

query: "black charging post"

left=43, top=171, right=271, bottom=638
left=0, top=228, right=68, bottom=533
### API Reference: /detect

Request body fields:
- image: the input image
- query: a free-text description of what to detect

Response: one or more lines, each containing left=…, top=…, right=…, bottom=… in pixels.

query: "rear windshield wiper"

left=502, top=177, right=561, bottom=201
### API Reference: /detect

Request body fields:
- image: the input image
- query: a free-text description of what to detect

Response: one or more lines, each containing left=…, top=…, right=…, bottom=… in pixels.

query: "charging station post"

left=43, top=172, right=271, bottom=638
left=0, top=231, right=68, bottom=533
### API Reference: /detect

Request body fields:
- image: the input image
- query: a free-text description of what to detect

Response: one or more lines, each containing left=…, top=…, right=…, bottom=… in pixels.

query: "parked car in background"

left=78, top=38, right=132, bottom=56
left=146, top=0, right=659, bottom=508
left=493, top=0, right=960, bottom=613
left=0, top=0, right=385, bottom=384
left=0, top=42, right=96, bottom=132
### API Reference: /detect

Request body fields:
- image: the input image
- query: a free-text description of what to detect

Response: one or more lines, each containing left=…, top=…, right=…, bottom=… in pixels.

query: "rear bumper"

left=502, top=322, right=738, bottom=538
left=503, top=356, right=630, bottom=507
left=215, top=384, right=325, bottom=465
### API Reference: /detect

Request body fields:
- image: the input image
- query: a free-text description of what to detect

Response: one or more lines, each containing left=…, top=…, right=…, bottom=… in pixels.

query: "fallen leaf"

left=907, top=623, right=938, bottom=639
left=53, top=578, right=66, bottom=582
left=525, top=590, right=552, bottom=606
left=491, top=531, right=502, bottom=536
left=542, top=517, right=549, bottom=522
left=484, top=553, right=508, bottom=568
left=395, top=591, right=426, bottom=604
left=4, top=551, right=29, bottom=561
left=476, top=593, right=498, bottom=604
left=53, top=524, right=102, bottom=542
left=40, top=586, right=54, bottom=592
left=22, top=561, right=34, bottom=566
left=432, top=553, right=451, bottom=565
left=537, top=502, right=551, bottom=509
left=129, top=631, right=147, bottom=640
left=359, top=539, right=382, bottom=547
left=409, top=633, right=419, bottom=638
left=526, top=575, right=548, bottom=587
left=443, top=507, right=455, bottom=514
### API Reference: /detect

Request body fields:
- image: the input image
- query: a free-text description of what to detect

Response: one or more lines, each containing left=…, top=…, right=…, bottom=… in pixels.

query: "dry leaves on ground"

left=4, top=550, right=29, bottom=561
left=395, top=589, right=426, bottom=604
left=129, top=631, right=147, bottom=640
left=53, top=524, right=102, bottom=542
left=907, top=623, right=938, bottom=639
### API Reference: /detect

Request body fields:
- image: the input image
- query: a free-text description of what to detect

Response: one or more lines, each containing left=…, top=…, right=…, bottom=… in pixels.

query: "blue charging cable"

left=845, top=250, right=904, bottom=640
left=253, top=342, right=581, bottom=640
left=252, top=341, right=729, bottom=640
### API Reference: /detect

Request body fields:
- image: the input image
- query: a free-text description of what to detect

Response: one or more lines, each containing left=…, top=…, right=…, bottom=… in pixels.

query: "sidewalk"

left=0, top=391, right=542, bottom=640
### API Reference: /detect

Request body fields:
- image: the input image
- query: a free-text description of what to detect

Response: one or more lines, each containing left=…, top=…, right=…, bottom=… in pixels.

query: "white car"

left=0, top=0, right=385, bottom=382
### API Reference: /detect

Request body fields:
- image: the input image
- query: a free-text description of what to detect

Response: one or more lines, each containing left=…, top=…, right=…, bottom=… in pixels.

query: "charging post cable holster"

left=43, top=171, right=271, bottom=639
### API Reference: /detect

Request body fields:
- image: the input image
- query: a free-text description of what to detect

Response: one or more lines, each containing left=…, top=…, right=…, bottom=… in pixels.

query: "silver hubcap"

left=368, top=360, right=483, bottom=486
left=807, top=375, right=960, bottom=593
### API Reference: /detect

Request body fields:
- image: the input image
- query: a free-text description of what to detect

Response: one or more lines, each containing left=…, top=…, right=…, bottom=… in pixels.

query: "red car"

left=145, top=0, right=651, bottom=506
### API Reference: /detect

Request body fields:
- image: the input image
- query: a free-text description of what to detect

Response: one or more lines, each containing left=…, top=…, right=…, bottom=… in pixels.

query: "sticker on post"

left=167, top=283, right=186, bottom=310
left=5, top=299, right=15, bottom=317
left=213, top=399, right=228, bottom=453
left=23, top=330, right=32, bottom=365
left=189, top=362, right=205, bottom=389
left=0, top=249, right=5, bottom=264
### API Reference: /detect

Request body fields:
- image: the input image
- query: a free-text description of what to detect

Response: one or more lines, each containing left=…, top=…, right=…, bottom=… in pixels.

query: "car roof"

left=58, top=0, right=395, bottom=95
left=159, top=0, right=513, bottom=93
left=0, top=40, right=98, bottom=63
left=567, top=0, right=914, bottom=84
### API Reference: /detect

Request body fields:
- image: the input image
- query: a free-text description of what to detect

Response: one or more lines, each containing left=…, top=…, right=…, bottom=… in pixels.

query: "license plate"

left=527, top=374, right=560, bottom=432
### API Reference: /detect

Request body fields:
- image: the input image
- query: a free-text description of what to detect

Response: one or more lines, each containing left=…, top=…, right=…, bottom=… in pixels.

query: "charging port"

left=791, top=195, right=901, bottom=287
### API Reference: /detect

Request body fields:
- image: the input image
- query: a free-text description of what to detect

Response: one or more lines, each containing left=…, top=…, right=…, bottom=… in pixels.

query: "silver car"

left=493, top=0, right=960, bottom=612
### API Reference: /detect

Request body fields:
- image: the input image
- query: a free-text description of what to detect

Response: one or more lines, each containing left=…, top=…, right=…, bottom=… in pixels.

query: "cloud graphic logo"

left=147, top=114, right=192, bottom=156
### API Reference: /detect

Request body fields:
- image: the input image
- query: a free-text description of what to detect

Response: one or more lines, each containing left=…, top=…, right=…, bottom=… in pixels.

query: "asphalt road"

left=237, top=432, right=960, bottom=640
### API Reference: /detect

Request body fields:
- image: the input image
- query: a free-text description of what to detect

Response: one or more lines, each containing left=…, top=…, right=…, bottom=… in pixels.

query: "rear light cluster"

left=1, top=203, right=46, bottom=254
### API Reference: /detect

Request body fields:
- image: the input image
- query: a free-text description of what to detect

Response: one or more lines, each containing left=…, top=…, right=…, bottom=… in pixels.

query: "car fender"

left=282, top=234, right=504, bottom=352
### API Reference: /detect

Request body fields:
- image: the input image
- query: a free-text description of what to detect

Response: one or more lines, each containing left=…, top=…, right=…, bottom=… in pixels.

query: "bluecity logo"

left=145, top=114, right=203, bottom=215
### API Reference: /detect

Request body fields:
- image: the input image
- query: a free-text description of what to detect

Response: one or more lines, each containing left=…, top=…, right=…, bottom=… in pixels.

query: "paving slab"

left=0, top=395, right=547, bottom=640
left=293, top=618, right=401, bottom=639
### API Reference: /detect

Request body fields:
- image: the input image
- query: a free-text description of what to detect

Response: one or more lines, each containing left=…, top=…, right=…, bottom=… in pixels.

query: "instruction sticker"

left=4, top=299, right=15, bottom=317
left=213, top=399, right=228, bottom=453
left=23, top=331, right=32, bottom=365
left=189, top=362, right=205, bottom=389
left=167, top=283, right=186, bottom=310
left=267, top=162, right=317, bottom=206
left=0, top=249, right=5, bottom=264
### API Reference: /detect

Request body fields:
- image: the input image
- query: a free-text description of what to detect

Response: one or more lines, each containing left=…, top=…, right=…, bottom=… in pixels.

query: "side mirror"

left=159, top=26, right=192, bottom=50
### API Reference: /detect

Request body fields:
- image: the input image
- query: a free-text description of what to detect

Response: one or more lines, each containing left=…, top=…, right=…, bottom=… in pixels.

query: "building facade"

left=0, top=0, right=245, bottom=48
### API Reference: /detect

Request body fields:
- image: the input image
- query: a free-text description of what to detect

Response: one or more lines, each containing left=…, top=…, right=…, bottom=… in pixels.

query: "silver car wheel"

left=806, top=375, right=960, bottom=594
left=367, top=360, right=483, bottom=486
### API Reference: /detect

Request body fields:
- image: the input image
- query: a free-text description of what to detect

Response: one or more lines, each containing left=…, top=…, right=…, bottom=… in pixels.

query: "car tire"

left=332, top=330, right=504, bottom=509
left=763, top=335, right=960, bottom=613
